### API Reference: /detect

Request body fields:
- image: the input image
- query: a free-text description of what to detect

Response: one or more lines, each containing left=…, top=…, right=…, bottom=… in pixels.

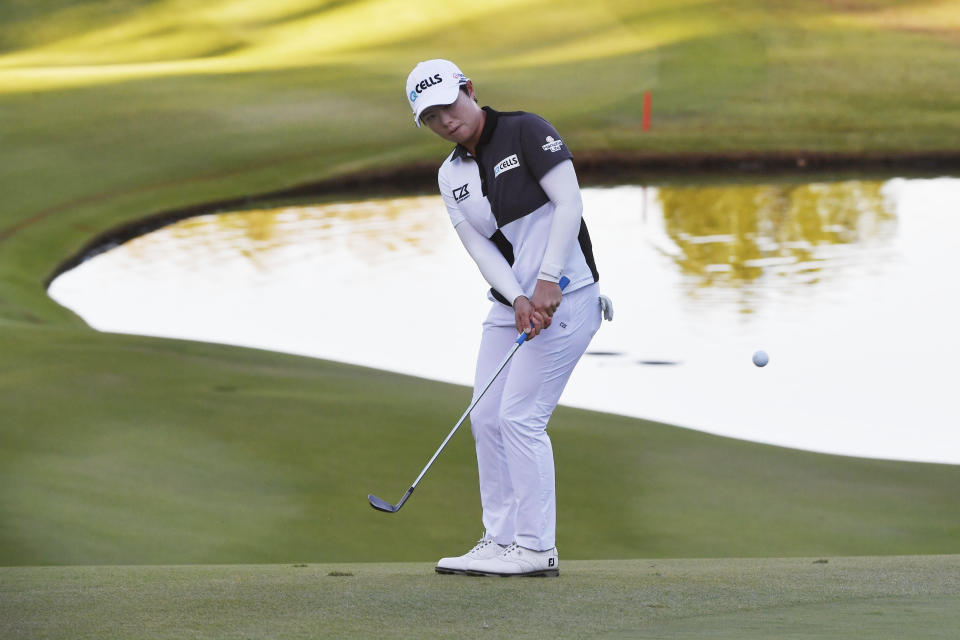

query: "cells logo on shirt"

left=453, top=184, right=470, bottom=202
left=493, top=154, right=520, bottom=178
left=541, top=136, right=564, bottom=153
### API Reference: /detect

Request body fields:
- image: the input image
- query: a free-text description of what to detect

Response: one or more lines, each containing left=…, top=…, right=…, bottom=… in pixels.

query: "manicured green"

left=5, top=321, right=960, bottom=565
left=1, top=0, right=959, bottom=571
left=3, top=556, right=960, bottom=639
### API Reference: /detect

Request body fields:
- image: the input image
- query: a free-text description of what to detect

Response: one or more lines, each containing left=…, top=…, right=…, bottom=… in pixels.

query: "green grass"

left=3, top=321, right=960, bottom=566
left=1, top=0, right=960, bottom=573
left=3, top=557, right=960, bottom=639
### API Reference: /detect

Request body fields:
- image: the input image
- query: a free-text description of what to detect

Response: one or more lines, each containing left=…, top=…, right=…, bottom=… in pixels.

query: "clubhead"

left=368, top=494, right=398, bottom=513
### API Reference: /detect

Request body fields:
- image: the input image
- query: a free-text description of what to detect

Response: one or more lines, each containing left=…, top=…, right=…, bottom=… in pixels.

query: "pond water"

left=49, top=177, right=960, bottom=464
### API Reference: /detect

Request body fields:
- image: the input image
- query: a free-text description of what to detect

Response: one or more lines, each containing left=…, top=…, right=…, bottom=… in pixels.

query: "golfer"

left=406, top=59, right=608, bottom=577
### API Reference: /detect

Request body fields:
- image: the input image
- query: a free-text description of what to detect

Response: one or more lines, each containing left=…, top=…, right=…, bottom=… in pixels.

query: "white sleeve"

left=537, top=159, right=582, bottom=283
left=454, top=220, right=525, bottom=306
left=438, top=167, right=466, bottom=227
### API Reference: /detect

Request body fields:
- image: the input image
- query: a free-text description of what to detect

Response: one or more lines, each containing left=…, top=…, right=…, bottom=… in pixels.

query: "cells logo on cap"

left=409, top=90, right=418, bottom=102
left=541, top=136, right=564, bottom=153
left=412, top=74, right=443, bottom=96
left=493, top=154, right=520, bottom=178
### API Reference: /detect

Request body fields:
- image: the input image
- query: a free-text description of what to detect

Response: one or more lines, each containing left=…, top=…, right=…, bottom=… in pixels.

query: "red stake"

left=642, top=91, right=651, bottom=131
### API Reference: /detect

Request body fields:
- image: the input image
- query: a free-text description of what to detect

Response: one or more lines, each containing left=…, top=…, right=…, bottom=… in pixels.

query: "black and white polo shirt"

left=438, top=107, right=599, bottom=306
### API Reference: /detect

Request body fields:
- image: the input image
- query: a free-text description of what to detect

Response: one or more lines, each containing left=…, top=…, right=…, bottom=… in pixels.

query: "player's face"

left=421, top=89, right=482, bottom=146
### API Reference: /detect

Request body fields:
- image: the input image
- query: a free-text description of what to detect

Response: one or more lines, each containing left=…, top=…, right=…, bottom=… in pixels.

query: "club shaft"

left=409, top=340, right=521, bottom=490
left=374, top=276, right=570, bottom=512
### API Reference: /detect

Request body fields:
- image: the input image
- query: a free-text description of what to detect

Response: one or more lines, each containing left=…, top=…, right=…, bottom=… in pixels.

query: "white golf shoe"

left=435, top=539, right=507, bottom=574
left=466, top=543, right=559, bottom=577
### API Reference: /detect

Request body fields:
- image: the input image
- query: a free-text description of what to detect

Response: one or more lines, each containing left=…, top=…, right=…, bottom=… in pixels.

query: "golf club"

left=368, top=276, right=570, bottom=513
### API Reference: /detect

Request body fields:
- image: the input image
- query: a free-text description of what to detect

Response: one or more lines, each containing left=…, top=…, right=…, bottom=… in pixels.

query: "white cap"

left=406, top=59, right=469, bottom=127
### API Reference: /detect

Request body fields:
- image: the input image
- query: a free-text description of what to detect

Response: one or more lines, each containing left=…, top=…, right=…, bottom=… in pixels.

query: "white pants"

left=470, top=283, right=601, bottom=551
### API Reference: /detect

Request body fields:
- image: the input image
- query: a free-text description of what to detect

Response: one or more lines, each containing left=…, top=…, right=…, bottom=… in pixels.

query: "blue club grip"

left=515, top=276, right=571, bottom=344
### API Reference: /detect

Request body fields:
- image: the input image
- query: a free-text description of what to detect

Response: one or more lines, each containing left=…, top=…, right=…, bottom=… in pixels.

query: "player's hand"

left=531, top=279, right=562, bottom=320
left=513, top=295, right=547, bottom=340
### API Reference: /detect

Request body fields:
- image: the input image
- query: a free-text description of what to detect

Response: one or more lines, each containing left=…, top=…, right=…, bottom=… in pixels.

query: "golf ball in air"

left=752, top=350, right=769, bottom=367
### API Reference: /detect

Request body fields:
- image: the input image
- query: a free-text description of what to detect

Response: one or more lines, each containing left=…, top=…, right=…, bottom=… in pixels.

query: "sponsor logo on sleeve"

left=541, top=135, right=564, bottom=153
left=453, top=184, right=470, bottom=202
left=493, top=154, right=520, bottom=178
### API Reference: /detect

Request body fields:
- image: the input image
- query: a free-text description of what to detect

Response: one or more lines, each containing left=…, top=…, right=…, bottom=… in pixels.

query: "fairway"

left=2, top=556, right=959, bottom=639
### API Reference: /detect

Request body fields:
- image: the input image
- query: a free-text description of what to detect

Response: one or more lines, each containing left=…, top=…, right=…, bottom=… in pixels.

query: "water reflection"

left=126, top=196, right=448, bottom=270
left=657, top=182, right=897, bottom=310
left=48, top=178, right=960, bottom=464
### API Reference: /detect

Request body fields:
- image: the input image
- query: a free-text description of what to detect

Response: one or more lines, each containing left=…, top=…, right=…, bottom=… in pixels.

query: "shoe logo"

left=548, top=558, right=556, bottom=567
left=453, top=184, right=470, bottom=202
